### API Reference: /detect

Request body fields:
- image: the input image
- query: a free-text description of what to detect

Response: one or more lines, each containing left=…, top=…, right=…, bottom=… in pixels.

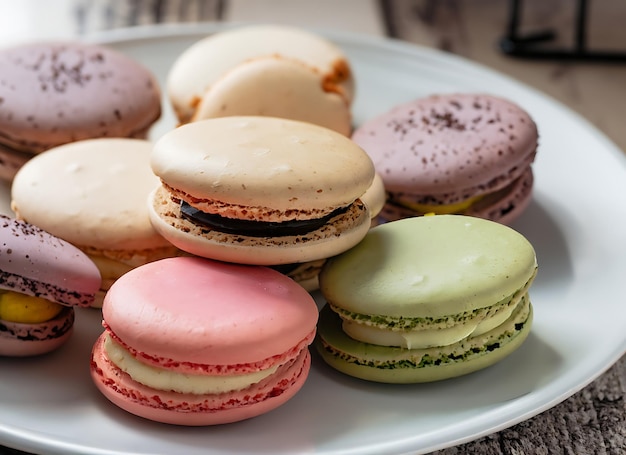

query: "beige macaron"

left=191, top=56, right=351, bottom=136
left=167, top=24, right=354, bottom=132
left=148, top=116, right=374, bottom=266
left=11, top=138, right=180, bottom=307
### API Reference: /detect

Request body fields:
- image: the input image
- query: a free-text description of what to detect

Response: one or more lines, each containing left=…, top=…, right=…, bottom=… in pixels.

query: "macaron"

left=278, top=172, right=386, bottom=292
left=316, top=214, right=537, bottom=383
left=11, top=138, right=179, bottom=307
left=0, top=214, right=101, bottom=356
left=148, top=116, right=375, bottom=267
left=0, top=41, right=161, bottom=181
left=360, top=172, right=386, bottom=227
left=191, top=56, right=351, bottom=136
left=352, top=93, right=538, bottom=224
left=167, top=24, right=354, bottom=133
left=90, top=256, right=319, bottom=425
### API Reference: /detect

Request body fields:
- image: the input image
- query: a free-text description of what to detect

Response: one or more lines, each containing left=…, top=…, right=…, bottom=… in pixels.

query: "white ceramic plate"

left=1, top=23, right=625, bottom=455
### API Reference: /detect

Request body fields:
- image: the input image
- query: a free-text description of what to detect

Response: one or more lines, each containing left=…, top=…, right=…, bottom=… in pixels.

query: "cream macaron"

left=148, top=116, right=375, bottom=267
left=11, top=138, right=179, bottom=307
left=167, top=24, right=354, bottom=134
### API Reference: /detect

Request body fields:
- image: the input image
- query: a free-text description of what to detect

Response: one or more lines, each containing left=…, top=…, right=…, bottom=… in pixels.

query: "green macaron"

left=316, top=214, right=537, bottom=383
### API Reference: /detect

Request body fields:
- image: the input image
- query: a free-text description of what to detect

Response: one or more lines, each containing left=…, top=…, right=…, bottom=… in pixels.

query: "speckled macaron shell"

left=149, top=117, right=374, bottom=264
left=351, top=93, right=538, bottom=221
left=192, top=56, right=351, bottom=136
left=0, top=308, right=75, bottom=357
left=11, top=138, right=173, bottom=253
left=377, top=166, right=534, bottom=225
left=320, top=215, right=537, bottom=318
left=0, top=41, right=161, bottom=155
left=0, top=214, right=101, bottom=307
left=149, top=182, right=371, bottom=266
left=91, top=257, right=318, bottom=425
left=167, top=24, right=354, bottom=123
left=91, top=337, right=311, bottom=425
left=316, top=302, right=533, bottom=383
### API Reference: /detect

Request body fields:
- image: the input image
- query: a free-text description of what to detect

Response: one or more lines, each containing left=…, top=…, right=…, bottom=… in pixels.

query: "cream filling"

left=342, top=301, right=518, bottom=349
left=104, top=335, right=279, bottom=395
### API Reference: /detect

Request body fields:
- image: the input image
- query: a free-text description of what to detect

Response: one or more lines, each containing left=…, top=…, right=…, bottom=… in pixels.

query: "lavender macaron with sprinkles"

left=0, top=214, right=101, bottom=356
left=0, top=41, right=162, bottom=181
left=352, top=93, right=539, bottom=224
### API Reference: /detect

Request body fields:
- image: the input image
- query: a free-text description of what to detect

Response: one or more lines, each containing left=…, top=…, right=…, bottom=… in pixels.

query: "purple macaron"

left=352, top=93, right=539, bottom=225
left=0, top=41, right=162, bottom=181
left=0, top=214, right=101, bottom=356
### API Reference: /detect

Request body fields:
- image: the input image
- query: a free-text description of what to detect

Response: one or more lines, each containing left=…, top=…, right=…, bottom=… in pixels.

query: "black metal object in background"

left=500, top=0, right=626, bottom=62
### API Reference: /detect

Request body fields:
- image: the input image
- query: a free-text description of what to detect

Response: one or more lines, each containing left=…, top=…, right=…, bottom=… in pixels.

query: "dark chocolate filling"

left=269, top=263, right=301, bottom=274
left=180, top=201, right=350, bottom=238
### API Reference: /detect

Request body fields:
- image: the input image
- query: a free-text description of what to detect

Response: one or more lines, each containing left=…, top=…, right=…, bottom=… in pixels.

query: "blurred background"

left=1, top=0, right=624, bottom=154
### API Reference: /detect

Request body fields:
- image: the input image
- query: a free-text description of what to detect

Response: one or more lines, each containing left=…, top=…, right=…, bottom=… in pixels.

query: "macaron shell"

left=351, top=93, right=538, bottom=199
left=464, top=166, right=533, bottom=224
left=11, top=138, right=172, bottom=251
left=316, top=302, right=533, bottom=383
left=102, top=257, right=318, bottom=366
left=167, top=24, right=354, bottom=123
left=149, top=186, right=371, bottom=265
left=0, top=307, right=74, bottom=357
left=379, top=167, right=534, bottom=225
left=0, top=41, right=161, bottom=153
left=151, top=117, right=374, bottom=213
left=319, top=215, right=537, bottom=318
left=91, top=334, right=311, bottom=425
left=193, top=57, right=351, bottom=136
left=0, top=214, right=101, bottom=306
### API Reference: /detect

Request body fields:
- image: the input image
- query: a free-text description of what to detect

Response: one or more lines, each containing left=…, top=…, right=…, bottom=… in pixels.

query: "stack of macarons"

left=1, top=214, right=101, bottom=356
left=167, top=24, right=354, bottom=136
left=90, top=256, right=319, bottom=425
left=0, top=41, right=162, bottom=181
left=165, top=24, right=386, bottom=234
left=315, top=214, right=538, bottom=383
left=0, top=25, right=545, bottom=428
left=352, top=93, right=539, bottom=224
left=10, top=138, right=180, bottom=307
left=147, top=116, right=376, bottom=289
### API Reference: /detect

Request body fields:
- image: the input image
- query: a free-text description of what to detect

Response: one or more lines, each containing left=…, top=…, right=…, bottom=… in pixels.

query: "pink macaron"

left=90, top=256, right=319, bottom=425
left=352, top=93, right=538, bottom=224
left=1, top=214, right=101, bottom=356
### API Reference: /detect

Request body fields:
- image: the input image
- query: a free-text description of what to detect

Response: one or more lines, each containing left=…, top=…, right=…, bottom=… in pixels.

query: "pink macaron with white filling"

left=90, top=256, right=319, bottom=425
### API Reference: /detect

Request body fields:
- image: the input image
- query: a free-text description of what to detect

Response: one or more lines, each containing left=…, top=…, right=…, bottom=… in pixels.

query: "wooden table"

left=0, top=1, right=624, bottom=454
